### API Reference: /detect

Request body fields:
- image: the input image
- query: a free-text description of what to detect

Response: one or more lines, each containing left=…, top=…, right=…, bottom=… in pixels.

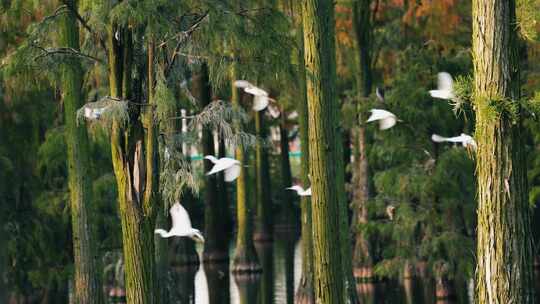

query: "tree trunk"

left=199, top=63, right=230, bottom=263
left=59, top=1, right=103, bottom=303
left=472, top=0, right=534, bottom=303
left=301, top=1, right=355, bottom=302
left=154, top=211, right=169, bottom=304
left=108, top=27, right=159, bottom=304
left=204, top=263, right=231, bottom=304
left=352, top=0, right=374, bottom=281
left=293, top=2, right=314, bottom=303
left=231, top=64, right=261, bottom=274
left=254, top=110, right=273, bottom=242
left=255, top=242, right=274, bottom=304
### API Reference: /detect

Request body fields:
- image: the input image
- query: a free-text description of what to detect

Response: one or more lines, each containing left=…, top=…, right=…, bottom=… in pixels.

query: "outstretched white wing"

left=367, top=109, right=397, bottom=130
left=206, top=158, right=238, bottom=176
left=252, top=95, right=269, bottom=111
left=224, top=164, right=241, bottom=182
left=245, top=86, right=268, bottom=97
left=303, top=187, right=312, bottom=196
left=170, top=202, right=193, bottom=234
left=378, top=117, right=397, bottom=130
left=437, top=72, right=453, bottom=92
left=432, top=133, right=477, bottom=149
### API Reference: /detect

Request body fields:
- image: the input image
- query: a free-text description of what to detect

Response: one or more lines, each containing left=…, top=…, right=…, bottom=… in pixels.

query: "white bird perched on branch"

left=431, top=133, right=477, bottom=150
left=234, top=80, right=274, bottom=111
left=204, top=155, right=241, bottom=182
left=429, top=72, right=455, bottom=100
left=366, top=109, right=399, bottom=130
left=154, top=202, right=205, bottom=242
left=83, top=105, right=106, bottom=120
left=287, top=185, right=312, bottom=196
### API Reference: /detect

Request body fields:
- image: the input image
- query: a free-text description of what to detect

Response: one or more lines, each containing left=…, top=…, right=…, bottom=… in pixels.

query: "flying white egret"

left=287, top=185, right=312, bottom=196
left=204, top=155, right=241, bottom=182
left=154, top=202, right=205, bottom=242
left=233, top=80, right=273, bottom=111
left=429, top=72, right=455, bottom=100
left=431, top=133, right=477, bottom=150
left=366, top=109, right=399, bottom=130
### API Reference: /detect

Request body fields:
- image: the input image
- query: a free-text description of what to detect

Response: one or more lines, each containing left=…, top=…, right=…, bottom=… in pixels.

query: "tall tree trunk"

left=301, top=1, right=358, bottom=302
left=472, top=0, right=534, bottom=303
left=108, top=26, right=159, bottom=304
left=59, top=1, right=103, bottom=303
left=293, top=1, right=314, bottom=303
left=231, top=64, right=261, bottom=274
left=352, top=0, right=374, bottom=280
left=254, top=110, right=273, bottom=241
left=277, top=108, right=295, bottom=227
left=199, top=63, right=229, bottom=263
left=154, top=210, right=169, bottom=304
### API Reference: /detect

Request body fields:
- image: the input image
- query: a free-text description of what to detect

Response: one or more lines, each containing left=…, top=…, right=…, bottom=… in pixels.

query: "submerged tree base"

left=253, top=232, right=273, bottom=243
left=203, top=250, right=229, bottom=264
left=295, top=278, right=315, bottom=304
left=232, top=248, right=262, bottom=274
left=170, top=239, right=200, bottom=268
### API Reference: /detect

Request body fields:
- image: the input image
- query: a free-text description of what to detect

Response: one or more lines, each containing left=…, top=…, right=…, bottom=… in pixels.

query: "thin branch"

left=33, top=45, right=104, bottom=64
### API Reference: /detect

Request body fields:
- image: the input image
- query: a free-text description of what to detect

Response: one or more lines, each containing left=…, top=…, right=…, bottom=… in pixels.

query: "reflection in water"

left=204, top=263, right=230, bottom=304
left=170, top=266, right=197, bottom=303
left=232, top=275, right=260, bottom=304
left=255, top=242, right=274, bottom=304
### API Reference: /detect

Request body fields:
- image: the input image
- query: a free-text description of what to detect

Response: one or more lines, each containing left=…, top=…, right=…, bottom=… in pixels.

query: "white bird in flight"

left=366, top=109, right=399, bottom=130
left=431, top=133, right=477, bottom=150
left=154, top=202, right=205, bottom=242
left=234, top=80, right=272, bottom=111
left=287, top=185, right=312, bottom=196
left=204, top=155, right=241, bottom=182
left=429, top=72, right=455, bottom=100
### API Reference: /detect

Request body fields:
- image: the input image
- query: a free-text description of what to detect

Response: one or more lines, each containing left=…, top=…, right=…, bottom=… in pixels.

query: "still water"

left=104, top=229, right=480, bottom=304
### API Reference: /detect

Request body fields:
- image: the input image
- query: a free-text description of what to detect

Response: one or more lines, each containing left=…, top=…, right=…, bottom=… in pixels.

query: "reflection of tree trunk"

left=254, top=111, right=273, bottom=242
left=435, top=276, right=456, bottom=304
left=60, top=1, right=102, bottom=303
left=234, top=276, right=260, bottom=304
left=198, top=63, right=229, bottom=263
left=352, top=0, right=374, bottom=282
left=230, top=63, right=261, bottom=274
left=255, top=243, right=274, bottom=304
left=169, top=267, right=196, bottom=303
left=292, top=1, right=314, bottom=302
left=277, top=113, right=295, bottom=227
left=472, top=1, right=534, bottom=303
left=356, top=282, right=376, bottom=304
left=204, top=263, right=230, bottom=304
left=154, top=211, right=169, bottom=304
left=284, top=236, right=295, bottom=304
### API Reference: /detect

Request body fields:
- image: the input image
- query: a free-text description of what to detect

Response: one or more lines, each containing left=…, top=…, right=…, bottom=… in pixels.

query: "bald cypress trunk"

left=301, top=1, right=356, bottom=302
left=231, top=64, right=261, bottom=274
left=472, top=0, right=534, bottom=303
left=108, top=26, right=159, bottom=303
left=254, top=110, right=273, bottom=242
left=199, top=63, right=229, bottom=263
left=352, top=0, right=374, bottom=280
left=293, top=1, right=314, bottom=303
left=59, top=1, right=103, bottom=303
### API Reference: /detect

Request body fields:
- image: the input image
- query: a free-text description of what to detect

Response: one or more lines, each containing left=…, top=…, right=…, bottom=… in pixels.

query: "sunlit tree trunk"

left=351, top=0, right=374, bottom=281
left=108, top=25, right=159, bottom=303
left=254, top=110, right=273, bottom=241
left=293, top=1, right=314, bottom=303
left=59, top=1, right=103, bottom=303
left=231, top=63, right=261, bottom=273
left=472, top=0, right=534, bottom=303
left=301, top=0, right=358, bottom=302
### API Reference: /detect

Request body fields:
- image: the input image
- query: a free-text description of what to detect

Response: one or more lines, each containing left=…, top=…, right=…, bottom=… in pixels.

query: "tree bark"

left=231, top=64, right=261, bottom=274
left=254, top=110, right=273, bottom=242
left=472, top=0, right=534, bottom=303
left=59, top=1, right=103, bottom=303
left=293, top=1, right=314, bottom=303
left=108, top=26, right=159, bottom=304
left=301, top=1, right=357, bottom=302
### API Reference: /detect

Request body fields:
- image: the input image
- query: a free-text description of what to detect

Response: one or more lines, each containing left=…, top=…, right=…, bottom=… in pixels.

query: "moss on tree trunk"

left=472, top=0, right=534, bottom=303
left=293, top=2, right=314, bottom=303
left=59, top=1, right=103, bottom=303
left=108, top=28, right=159, bottom=304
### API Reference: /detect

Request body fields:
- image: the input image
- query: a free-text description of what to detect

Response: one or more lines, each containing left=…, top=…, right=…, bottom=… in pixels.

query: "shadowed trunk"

left=472, top=0, right=534, bottom=303
left=231, top=63, right=261, bottom=274
left=255, top=242, right=274, bottom=304
left=204, top=263, right=231, bottom=304
left=254, top=110, right=273, bottom=242
left=59, top=1, right=103, bottom=303
left=352, top=0, right=374, bottom=281
left=199, top=63, right=230, bottom=263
